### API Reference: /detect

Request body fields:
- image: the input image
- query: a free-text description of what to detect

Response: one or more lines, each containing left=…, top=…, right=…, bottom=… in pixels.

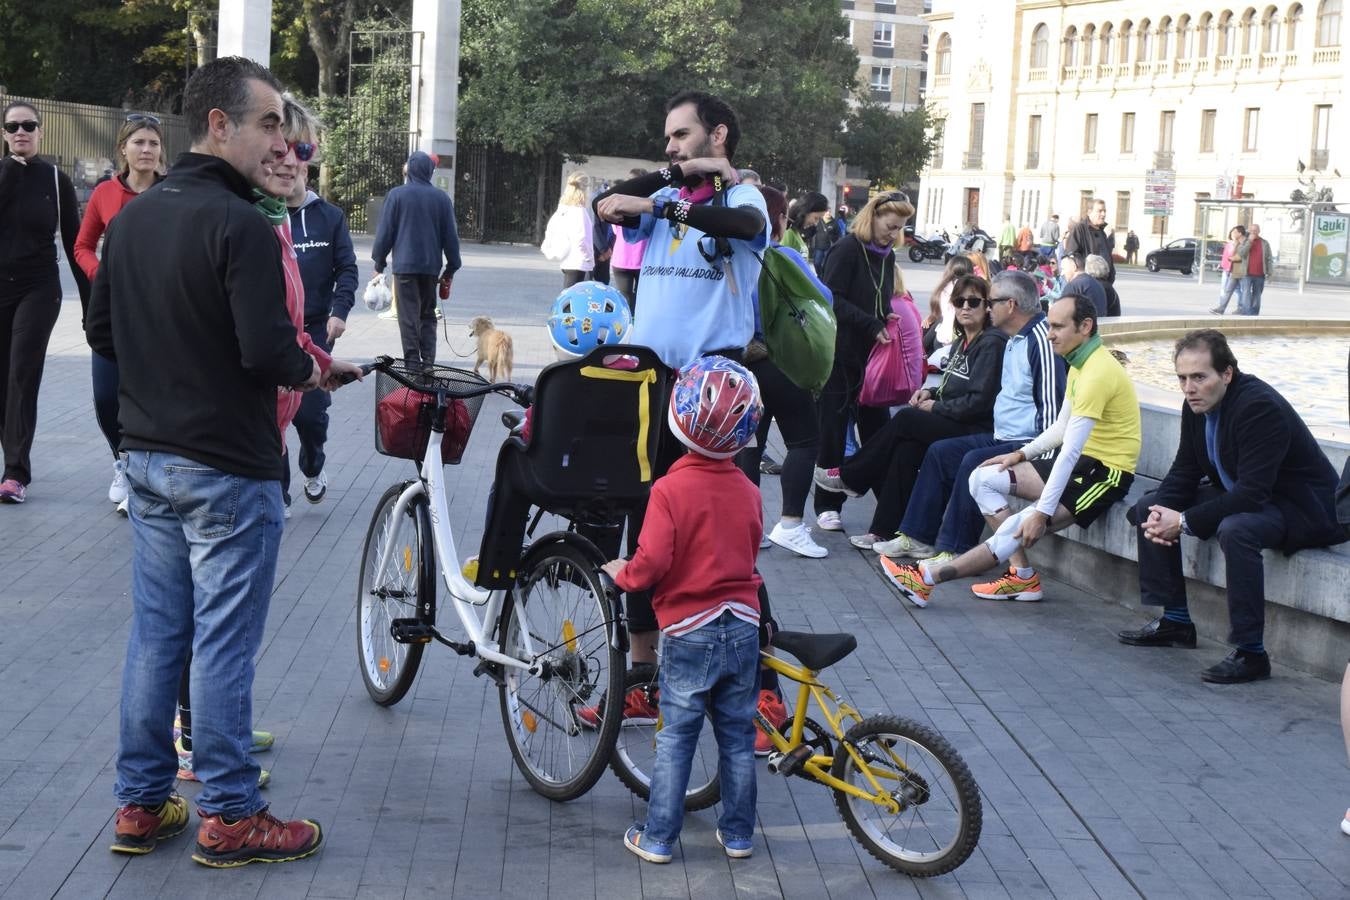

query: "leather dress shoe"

left=1117, top=616, right=1197, bottom=648
left=1201, top=649, right=1271, bottom=684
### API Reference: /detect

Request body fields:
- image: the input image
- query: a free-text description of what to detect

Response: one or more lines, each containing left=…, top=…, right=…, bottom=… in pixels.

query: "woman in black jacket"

left=0, top=101, right=89, bottom=503
left=814, top=274, right=1007, bottom=550
left=814, top=191, right=914, bottom=531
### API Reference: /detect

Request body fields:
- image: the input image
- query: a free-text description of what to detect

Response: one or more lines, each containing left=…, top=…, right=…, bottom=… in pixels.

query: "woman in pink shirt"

left=609, top=167, right=650, bottom=313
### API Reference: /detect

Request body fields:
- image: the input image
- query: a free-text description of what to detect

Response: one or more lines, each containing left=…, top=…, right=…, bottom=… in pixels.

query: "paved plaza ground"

left=2, top=244, right=1347, bottom=898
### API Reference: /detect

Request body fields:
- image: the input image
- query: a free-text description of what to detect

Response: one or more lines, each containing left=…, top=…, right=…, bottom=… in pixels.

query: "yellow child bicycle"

left=608, top=630, right=983, bottom=876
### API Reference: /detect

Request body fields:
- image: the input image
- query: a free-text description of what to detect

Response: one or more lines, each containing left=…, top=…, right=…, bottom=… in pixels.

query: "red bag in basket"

left=377, top=387, right=472, bottom=463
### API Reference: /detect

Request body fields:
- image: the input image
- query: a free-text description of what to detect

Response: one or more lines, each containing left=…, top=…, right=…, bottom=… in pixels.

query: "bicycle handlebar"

left=364, top=356, right=533, bottom=407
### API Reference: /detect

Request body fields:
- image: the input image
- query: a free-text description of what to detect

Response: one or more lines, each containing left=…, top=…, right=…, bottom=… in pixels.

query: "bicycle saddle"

left=770, top=631, right=857, bottom=671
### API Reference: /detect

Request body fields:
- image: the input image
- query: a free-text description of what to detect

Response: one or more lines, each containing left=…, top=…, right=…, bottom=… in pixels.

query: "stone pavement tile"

left=1021, top=843, right=1102, bottom=898
left=1143, top=841, right=1227, bottom=896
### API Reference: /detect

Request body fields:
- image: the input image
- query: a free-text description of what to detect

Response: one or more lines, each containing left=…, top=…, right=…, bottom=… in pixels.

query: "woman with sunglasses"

left=813, top=274, right=1007, bottom=554
left=74, top=113, right=165, bottom=513
left=0, top=101, right=90, bottom=503
left=813, top=190, right=913, bottom=533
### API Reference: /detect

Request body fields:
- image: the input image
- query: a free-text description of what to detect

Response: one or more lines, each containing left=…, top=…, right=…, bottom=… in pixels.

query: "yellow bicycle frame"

left=757, top=652, right=911, bottom=814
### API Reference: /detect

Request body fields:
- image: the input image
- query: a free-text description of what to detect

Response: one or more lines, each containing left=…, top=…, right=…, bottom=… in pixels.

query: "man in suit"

left=1119, top=329, right=1348, bottom=683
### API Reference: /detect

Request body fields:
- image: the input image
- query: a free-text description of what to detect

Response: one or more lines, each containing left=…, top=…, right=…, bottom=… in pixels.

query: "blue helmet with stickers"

left=547, top=281, right=633, bottom=358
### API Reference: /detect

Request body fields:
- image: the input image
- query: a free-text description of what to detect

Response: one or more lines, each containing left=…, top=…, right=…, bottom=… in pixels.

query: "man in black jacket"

left=1066, top=199, right=1115, bottom=283
left=1120, top=329, right=1348, bottom=683
left=86, top=57, right=329, bottom=866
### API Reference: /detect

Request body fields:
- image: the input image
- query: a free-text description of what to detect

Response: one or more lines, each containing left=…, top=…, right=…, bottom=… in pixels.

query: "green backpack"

left=754, top=247, right=837, bottom=393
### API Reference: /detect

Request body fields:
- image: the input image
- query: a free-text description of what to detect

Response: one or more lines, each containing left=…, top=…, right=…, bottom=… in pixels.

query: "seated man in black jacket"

left=1119, top=329, right=1349, bottom=683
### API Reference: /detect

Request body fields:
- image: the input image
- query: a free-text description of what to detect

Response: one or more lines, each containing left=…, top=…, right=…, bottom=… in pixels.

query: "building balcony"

left=1154, top=151, right=1174, bottom=169
left=963, top=151, right=983, bottom=170
left=1026, top=152, right=1039, bottom=170
left=1237, top=54, right=1254, bottom=70
left=934, top=73, right=950, bottom=88
left=1216, top=55, right=1235, bottom=71
left=1311, top=149, right=1330, bottom=171
left=1028, top=67, right=1048, bottom=82
left=1283, top=50, right=1299, bottom=66
left=1314, top=47, right=1341, bottom=64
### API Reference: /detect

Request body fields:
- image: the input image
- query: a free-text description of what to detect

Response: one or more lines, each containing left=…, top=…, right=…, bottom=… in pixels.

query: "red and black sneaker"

left=109, top=794, right=189, bottom=855
left=192, top=807, right=323, bottom=868
left=576, top=681, right=660, bottom=730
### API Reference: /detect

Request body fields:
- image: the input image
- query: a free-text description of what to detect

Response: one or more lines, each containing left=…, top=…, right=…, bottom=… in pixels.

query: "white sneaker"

left=848, top=533, right=884, bottom=550
left=283, top=502, right=292, bottom=520
left=760, top=533, right=772, bottom=550
left=116, top=497, right=129, bottom=518
left=768, top=522, right=827, bottom=559
left=303, top=470, right=328, bottom=504
left=108, top=457, right=128, bottom=504
left=816, top=510, right=843, bottom=532
left=873, top=533, right=935, bottom=559
left=1342, top=811, right=1350, bottom=837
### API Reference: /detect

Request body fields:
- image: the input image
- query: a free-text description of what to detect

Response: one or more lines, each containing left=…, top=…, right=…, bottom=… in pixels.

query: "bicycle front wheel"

left=356, top=482, right=431, bottom=706
left=497, top=539, right=623, bottom=801
left=830, top=715, right=982, bottom=877
left=609, top=666, right=721, bottom=811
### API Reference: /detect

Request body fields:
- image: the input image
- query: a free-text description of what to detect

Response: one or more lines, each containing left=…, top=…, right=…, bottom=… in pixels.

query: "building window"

left=1063, top=26, right=1078, bottom=66
left=1031, top=23, right=1049, bottom=67
left=1242, top=8, right=1258, bottom=54
left=1027, top=114, right=1042, bottom=168
left=1200, top=109, right=1217, bottom=153
left=967, top=102, right=985, bottom=166
left=1080, top=190, right=1095, bottom=218
left=1289, top=4, right=1304, bottom=49
left=1119, top=21, right=1133, bottom=63
left=936, top=33, right=952, bottom=74
left=1158, top=17, right=1172, bottom=60
left=1243, top=107, right=1260, bottom=151
left=1198, top=13, right=1212, bottom=55
left=873, top=22, right=894, bottom=48
left=1084, top=113, right=1099, bottom=153
left=1083, top=24, right=1097, bottom=63
left=1116, top=191, right=1130, bottom=230
left=1176, top=15, right=1192, bottom=58
left=870, top=65, right=892, bottom=92
left=1318, top=0, right=1342, bottom=46
left=1312, top=104, right=1332, bottom=168
left=1138, top=18, right=1153, bottom=59
left=1159, top=110, right=1176, bottom=152
left=1263, top=8, right=1282, bottom=51
left=1100, top=24, right=1115, bottom=63
left=1121, top=112, right=1135, bottom=153
left=845, top=18, right=854, bottom=44
left=1219, top=12, right=1237, bottom=54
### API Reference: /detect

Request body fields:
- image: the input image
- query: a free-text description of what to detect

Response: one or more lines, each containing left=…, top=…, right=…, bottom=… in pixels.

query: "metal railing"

left=963, top=151, right=983, bottom=170
left=1311, top=149, right=1330, bottom=171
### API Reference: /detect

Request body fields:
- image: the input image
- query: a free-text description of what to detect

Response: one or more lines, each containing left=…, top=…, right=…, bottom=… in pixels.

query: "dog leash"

left=437, top=305, right=479, bottom=359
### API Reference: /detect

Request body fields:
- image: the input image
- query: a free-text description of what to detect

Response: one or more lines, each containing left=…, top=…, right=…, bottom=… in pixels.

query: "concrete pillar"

left=217, top=0, right=272, bottom=64
left=411, top=0, right=461, bottom=197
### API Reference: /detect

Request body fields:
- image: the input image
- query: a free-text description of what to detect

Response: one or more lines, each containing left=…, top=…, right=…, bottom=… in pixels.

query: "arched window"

left=1138, top=18, right=1154, bottom=59
left=1317, top=0, right=1342, bottom=45
left=1177, top=15, right=1194, bottom=57
left=1063, top=25, right=1079, bottom=66
left=936, top=33, right=952, bottom=74
left=1262, top=6, right=1282, bottom=48
left=1158, top=16, right=1172, bottom=58
left=1100, top=23, right=1115, bottom=63
left=1287, top=3, right=1303, bottom=48
left=1031, top=23, right=1049, bottom=67
left=1242, top=8, right=1259, bottom=52
left=1083, top=23, right=1096, bottom=63
left=1219, top=11, right=1237, bottom=53
left=1119, top=20, right=1134, bottom=63
left=1199, top=13, right=1213, bottom=54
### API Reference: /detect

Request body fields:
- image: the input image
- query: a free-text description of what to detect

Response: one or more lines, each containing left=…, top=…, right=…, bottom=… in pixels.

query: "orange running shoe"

left=971, top=567, right=1043, bottom=602
left=576, top=679, right=660, bottom=730
left=754, top=689, right=788, bottom=757
left=880, top=556, right=933, bottom=608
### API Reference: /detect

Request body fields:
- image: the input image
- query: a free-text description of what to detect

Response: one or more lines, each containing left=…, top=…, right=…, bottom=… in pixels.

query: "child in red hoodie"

left=603, top=355, right=764, bottom=864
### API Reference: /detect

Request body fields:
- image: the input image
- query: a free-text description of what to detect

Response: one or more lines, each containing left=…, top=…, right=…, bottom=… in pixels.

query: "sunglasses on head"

left=878, top=190, right=908, bottom=205
left=953, top=296, right=987, bottom=309
left=3, top=120, right=39, bottom=134
left=288, top=141, right=316, bottom=162
left=125, top=113, right=161, bottom=126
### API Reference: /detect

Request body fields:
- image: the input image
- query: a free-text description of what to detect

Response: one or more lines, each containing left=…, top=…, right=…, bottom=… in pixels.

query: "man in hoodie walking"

left=371, top=151, right=461, bottom=364
left=284, top=147, right=358, bottom=504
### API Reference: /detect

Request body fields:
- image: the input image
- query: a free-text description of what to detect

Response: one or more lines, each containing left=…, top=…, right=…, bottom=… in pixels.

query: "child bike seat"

left=770, top=631, right=858, bottom=671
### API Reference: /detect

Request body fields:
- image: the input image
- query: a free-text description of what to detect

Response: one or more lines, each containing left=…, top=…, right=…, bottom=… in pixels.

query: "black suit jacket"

left=1152, top=373, right=1346, bottom=552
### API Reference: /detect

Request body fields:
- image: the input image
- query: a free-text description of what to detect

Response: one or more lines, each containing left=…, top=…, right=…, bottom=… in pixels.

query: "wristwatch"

left=1179, top=512, right=1193, bottom=536
left=650, top=196, right=669, bottom=221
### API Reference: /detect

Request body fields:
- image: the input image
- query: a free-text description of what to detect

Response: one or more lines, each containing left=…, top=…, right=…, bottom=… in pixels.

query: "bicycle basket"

left=374, top=361, right=488, bottom=464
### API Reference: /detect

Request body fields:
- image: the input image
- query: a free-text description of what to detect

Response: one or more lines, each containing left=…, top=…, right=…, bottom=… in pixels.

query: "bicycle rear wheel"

left=497, top=539, right=623, bottom=801
left=830, top=715, right=982, bottom=877
left=608, top=666, right=721, bottom=811
left=356, top=482, right=431, bottom=706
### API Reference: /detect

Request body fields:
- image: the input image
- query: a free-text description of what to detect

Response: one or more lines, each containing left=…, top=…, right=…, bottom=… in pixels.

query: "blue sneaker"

left=624, top=824, right=673, bottom=863
left=716, top=829, right=753, bottom=859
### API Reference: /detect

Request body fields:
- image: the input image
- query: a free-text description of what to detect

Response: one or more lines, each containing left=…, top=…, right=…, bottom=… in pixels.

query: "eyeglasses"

left=125, top=113, right=162, bottom=126
left=288, top=141, right=316, bottom=162
left=953, top=296, right=987, bottom=309
left=988, top=294, right=1014, bottom=303
left=3, top=121, right=39, bottom=134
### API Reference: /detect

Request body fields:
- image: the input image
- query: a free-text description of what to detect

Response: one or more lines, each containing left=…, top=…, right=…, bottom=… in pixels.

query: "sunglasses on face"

left=953, top=296, right=987, bottom=309
left=125, top=113, right=161, bottom=126
left=288, top=141, right=316, bottom=162
left=3, top=121, right=39, bottom=134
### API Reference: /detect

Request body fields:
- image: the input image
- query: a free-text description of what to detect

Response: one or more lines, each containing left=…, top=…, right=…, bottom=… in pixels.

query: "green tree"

left=840, top=97, right=944, bottom=189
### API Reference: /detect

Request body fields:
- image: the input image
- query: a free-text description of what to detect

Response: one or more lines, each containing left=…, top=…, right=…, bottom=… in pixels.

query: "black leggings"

left=611, top=268, right=640, bottom=314
left=561, top=269, right=588, bottom=289
left=737, top=358, right=818, bottom=519
left=0, top=279, right=62, bottom=484
left=814, top=360, right=890, bottom=515
left=92, top=350, right=120, bottom=456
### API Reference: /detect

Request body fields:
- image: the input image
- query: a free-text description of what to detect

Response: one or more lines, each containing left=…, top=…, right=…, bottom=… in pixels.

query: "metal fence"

left=455, top=144, right=562, bottom=244
left=1, top=95, right=187, bottom=207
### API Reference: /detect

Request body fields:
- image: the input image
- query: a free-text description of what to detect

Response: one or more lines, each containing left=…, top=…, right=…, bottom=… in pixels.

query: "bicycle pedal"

left=472, top=659, right=505, bottom=685
left=765, top=744, right=814, bottom=777
left=390, top=618, right=435, bottom=644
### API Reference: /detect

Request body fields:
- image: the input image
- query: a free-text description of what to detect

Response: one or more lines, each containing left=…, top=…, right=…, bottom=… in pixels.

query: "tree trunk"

left=189, top=11, right=216, bottom=69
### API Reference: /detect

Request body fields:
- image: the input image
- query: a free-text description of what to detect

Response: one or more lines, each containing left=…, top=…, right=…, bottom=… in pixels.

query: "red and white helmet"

left=667, top=355, right=763, bottom=459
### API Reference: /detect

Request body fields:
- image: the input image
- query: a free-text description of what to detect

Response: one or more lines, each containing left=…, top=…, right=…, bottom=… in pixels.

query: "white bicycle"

left=354, top=356, right=630, bottom=801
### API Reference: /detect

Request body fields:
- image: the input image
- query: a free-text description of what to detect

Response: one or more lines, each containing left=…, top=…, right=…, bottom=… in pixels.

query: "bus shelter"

left=1195, top=199, right=1348, bottom=294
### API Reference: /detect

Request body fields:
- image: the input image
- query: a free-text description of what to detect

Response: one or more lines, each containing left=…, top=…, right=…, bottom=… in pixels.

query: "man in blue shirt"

left=879, top=269, right=1065, bottom=564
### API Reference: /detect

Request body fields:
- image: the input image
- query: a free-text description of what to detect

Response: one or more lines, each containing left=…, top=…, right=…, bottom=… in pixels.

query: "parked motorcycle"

left=944, top=227, right=998, bottom=261
left=907, top=230, right=950, bottom=263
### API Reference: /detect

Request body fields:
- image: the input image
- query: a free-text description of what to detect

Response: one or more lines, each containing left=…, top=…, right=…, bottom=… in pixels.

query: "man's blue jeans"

left=1239, top=275, right=1265, bottom=315
left=114, top=450, right=282, bottom=818
left=900, top=434, right=1019, bottom=553
left=644, top=612, right=759, bottom=846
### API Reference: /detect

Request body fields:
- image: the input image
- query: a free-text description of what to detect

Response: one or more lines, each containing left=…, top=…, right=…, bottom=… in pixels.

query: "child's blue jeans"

left=643, top=611, right=759, bottom=846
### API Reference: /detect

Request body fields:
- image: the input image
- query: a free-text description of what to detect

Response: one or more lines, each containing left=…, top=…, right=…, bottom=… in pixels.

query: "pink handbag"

left=858, top=293, right=925, bottom=407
